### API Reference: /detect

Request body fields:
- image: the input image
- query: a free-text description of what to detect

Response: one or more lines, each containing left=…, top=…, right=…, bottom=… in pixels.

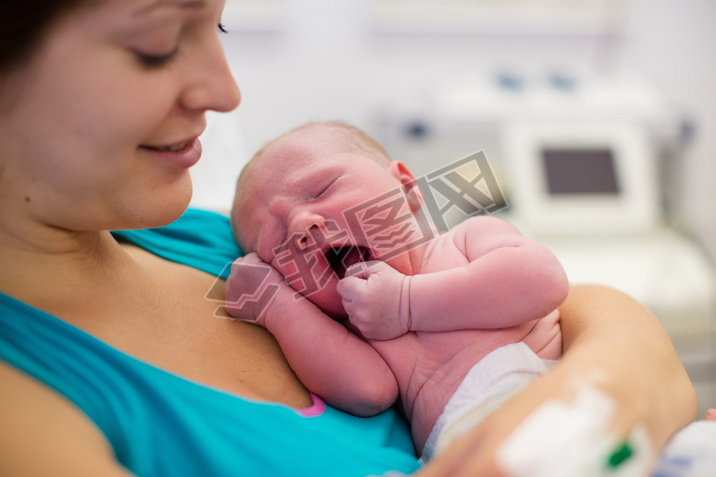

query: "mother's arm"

left=0, top=361, right=135, bottom=476
left=419, top=284, right=697, bottom=476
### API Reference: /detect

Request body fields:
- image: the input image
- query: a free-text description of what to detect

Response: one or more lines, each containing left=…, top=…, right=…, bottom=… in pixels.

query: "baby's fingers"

left=231, top=252, right=267, bottom=268
left=343, top=261, right=373, bottom=280
left=336, top=274, right=365, bottom=301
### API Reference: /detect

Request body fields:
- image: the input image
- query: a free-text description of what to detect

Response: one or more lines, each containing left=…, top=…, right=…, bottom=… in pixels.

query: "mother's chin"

left=104, top=171, right=194, bottom=232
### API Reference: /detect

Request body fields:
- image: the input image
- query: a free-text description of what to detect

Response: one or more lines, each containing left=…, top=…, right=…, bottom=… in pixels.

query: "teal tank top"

left=0, top=208, right=420, bottom=477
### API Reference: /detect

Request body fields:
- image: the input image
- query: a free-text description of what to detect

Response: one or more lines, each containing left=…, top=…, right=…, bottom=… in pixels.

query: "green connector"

left=606, top=440, right=634, bottom=469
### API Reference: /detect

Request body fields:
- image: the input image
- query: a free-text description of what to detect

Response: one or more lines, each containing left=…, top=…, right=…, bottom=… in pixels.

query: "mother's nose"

left=179, top=36, right=241, bottom=113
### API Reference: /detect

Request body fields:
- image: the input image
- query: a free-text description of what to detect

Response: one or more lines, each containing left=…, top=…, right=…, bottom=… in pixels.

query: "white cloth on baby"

left=421, top=342, right=553, bottom=461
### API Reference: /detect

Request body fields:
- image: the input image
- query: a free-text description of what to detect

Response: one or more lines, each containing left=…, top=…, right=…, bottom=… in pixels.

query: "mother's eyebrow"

left=132, top=0, right=207, bottom=17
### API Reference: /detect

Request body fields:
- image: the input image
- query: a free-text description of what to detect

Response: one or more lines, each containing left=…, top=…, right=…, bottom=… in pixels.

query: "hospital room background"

left=190, top=0, right=716, bottom=418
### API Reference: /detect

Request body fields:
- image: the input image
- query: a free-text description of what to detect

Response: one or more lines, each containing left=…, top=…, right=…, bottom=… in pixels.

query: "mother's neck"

left=0, top=217, right=132, bottom=305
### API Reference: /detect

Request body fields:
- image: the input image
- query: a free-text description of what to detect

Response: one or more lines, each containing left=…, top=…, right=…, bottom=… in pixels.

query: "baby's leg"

left=706, top=408, right=716, bottom=421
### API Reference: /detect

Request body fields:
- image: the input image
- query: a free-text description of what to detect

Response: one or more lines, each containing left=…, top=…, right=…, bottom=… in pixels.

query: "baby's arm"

left=340, top=216, right=568, bottom=340
left=408, top=216, right=568, bottom=332
left=225, top=253, right=398, bottom=416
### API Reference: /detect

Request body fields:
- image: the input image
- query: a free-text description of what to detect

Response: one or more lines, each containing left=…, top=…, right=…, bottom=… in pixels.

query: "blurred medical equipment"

left=378, top=71, right=716, bottom=415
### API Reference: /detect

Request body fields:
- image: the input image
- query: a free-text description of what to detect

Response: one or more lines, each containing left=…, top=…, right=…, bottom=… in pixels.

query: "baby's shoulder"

left=440, top=216, right=520, bottom=248
left=454, top=215, right=520, bottom=235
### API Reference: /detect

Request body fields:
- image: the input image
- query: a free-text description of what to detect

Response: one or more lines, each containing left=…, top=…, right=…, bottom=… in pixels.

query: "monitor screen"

left=542, top=148, right=620, bottom=195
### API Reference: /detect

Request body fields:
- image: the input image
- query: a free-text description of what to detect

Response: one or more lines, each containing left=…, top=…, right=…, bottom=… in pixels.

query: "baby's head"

left=230, top=121, right=423, bottom=317
left=253, top=121, right=391, bottom=170
left=232, top=121, right=395, bottom=252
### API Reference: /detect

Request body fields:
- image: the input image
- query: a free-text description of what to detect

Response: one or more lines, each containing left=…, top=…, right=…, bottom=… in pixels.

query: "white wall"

left=219, top=0, right=715, bottom=254
left=617, top=0, right=716, bottom=256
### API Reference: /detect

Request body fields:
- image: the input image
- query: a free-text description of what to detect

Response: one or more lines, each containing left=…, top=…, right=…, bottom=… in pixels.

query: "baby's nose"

left=296, top=223, right=322, bottom=251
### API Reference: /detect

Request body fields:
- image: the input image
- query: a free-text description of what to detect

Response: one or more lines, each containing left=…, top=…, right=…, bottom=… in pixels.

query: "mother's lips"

left=147, top=142, right=190, bottom=152
left=140, top=139, right=192, bottom=151
left=139, top=138, right=203, bottom=169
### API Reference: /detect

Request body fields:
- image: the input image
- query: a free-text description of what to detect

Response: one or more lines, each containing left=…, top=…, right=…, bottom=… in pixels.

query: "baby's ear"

left=388, top=161, right=424, bottom=212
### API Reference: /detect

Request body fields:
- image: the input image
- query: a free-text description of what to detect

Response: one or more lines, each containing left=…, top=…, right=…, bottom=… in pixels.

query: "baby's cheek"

left=311, top=283, right=348, bottom=320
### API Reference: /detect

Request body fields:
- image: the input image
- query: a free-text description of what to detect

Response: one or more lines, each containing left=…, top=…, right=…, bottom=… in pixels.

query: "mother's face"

left=0, top=0, right=240, bottom=232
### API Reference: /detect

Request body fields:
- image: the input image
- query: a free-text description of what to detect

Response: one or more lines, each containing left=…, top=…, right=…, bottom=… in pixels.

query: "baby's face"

left=233, top=127, right=416, bottom=318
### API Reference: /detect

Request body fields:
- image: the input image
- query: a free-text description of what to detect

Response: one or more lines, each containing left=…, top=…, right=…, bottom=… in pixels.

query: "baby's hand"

left=336, top=260, right=411, bottom=341
left=224, top=253, right=286, bottom=327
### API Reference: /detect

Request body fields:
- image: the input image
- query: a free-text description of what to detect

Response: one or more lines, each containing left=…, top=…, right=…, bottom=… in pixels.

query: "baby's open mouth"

left=324, top=246, right=371, bottom=279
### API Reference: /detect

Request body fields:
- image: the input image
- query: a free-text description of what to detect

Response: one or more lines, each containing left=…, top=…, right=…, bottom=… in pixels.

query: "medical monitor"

left=542, top=147, right=620, bottom=195
left=503, top=120, right=660, bottom=236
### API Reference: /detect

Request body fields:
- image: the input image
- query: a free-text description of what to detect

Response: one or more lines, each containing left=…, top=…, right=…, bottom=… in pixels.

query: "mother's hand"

left=418, top=284, right=697, bottom=476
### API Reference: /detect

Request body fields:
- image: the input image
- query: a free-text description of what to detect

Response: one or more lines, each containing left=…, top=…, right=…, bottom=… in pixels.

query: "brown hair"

left=0, top=0, right=94, bottom=74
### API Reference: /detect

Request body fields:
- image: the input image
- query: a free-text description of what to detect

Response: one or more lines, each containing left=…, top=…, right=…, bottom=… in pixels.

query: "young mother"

left=0, top=1, right=696, bottom=475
